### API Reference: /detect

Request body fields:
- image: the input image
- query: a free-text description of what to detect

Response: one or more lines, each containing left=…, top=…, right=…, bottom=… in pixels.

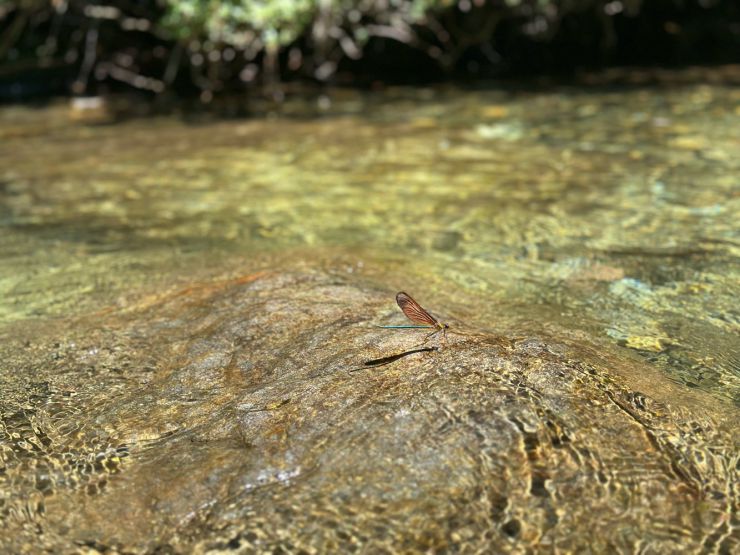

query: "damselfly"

left=379, top=292, right=448, bottom=342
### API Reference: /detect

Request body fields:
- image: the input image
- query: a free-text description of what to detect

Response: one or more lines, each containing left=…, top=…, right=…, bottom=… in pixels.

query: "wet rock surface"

left=1, top=271, right=737, bottom=553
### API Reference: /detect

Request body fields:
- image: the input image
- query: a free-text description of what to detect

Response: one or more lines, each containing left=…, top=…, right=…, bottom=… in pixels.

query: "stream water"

left=1, top=79, right=739, bottom=552
left=2, top=83, right=738, bottom=403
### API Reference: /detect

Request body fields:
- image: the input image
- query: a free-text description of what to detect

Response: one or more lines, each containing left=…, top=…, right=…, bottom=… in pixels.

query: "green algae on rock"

left=0, top=272, right=736, bottom=553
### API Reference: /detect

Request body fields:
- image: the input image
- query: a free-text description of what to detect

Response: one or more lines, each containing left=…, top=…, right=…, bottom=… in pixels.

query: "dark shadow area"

left=1, top=1, right=738, bottom=103
left=359, top=347, right=439, bottom=370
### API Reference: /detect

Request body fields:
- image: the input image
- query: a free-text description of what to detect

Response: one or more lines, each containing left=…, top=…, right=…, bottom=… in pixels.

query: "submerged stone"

left=0, top=271, right=736, bottom=553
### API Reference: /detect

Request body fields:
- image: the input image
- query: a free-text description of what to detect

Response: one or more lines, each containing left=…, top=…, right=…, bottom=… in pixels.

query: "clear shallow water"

left=1, top=82, right=739, bottom=405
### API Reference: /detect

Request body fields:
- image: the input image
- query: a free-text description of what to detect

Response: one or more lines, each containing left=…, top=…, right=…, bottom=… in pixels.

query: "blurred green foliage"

left=0, top=0, right=738, bottom=98
left=160, top=1, right=457, bottom=44
left=159, top=0, right=459, bottom=63
left=163, top=1, right=326, bottom=46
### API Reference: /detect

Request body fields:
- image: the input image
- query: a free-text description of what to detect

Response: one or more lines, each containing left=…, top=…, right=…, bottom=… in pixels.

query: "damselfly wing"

left=396, top=292, right=441, bottom=327
left=378, top=292, right=448, bottom=342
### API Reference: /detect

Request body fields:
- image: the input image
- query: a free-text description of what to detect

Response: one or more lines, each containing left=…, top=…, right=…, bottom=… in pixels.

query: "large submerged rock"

left=0, top=271, right=737, bottom=553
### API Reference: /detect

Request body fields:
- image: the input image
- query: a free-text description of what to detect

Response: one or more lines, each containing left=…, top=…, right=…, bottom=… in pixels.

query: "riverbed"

left=1, top=79, right=738, bottom=552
